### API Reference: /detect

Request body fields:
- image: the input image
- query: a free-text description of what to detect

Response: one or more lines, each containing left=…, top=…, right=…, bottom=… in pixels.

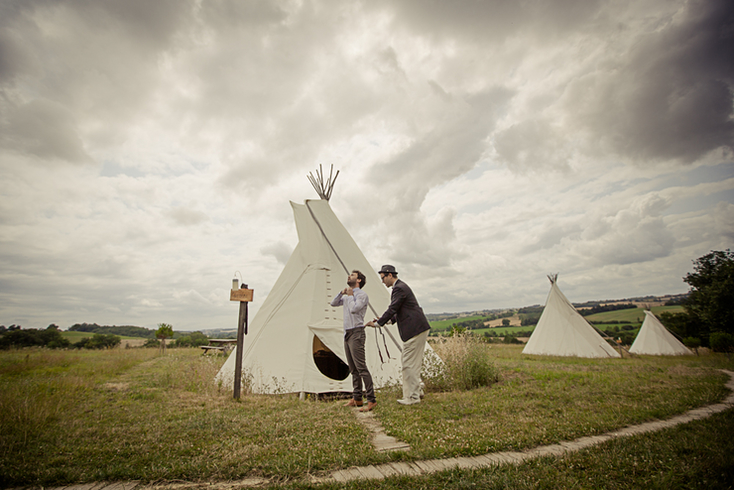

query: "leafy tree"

left=156, top=323, right=174, bottom=353
left=618, top=331, right=635, bottom=346
left=684, top=250, right=734, bottom=337
left=658, top=312, right=698, bottom=340
left=502, top=319, right=510, bottom=327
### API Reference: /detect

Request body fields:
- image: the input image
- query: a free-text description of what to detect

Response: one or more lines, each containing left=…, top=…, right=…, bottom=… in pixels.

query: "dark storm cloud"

left=564, top=0, right=734, bottom=164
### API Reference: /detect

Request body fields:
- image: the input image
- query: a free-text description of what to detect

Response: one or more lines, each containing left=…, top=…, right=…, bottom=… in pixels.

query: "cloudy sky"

left=1, top=0, right=732, bottom=332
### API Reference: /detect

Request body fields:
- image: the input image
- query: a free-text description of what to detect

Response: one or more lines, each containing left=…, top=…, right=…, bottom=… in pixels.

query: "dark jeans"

left=344, top=327, right=375, bottom=403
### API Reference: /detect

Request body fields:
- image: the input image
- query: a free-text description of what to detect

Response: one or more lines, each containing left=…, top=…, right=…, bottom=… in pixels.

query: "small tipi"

left=522, top=274, right=620, bottom=358
left=629, top=310, right=692, bottom=356
left=216, top=167, right=405, bottom=394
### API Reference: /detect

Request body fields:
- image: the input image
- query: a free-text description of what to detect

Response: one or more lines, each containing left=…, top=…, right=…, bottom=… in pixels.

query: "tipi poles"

left=308, top=164, right=340, bottom=201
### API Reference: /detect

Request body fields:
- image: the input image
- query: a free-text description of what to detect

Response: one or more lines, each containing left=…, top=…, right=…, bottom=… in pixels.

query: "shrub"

left=503, top=335, right=521, bottom=344
left=73, top=334, right=120, bottom=349
left=173, top=331, right=209, bottom=348
left=683, top=337, right=701, bottom=355
left=424, top=333, right=500, bottom=392
left=710, top=332, right=734, bottom=354
left=143, top=338, right=160, bottom=348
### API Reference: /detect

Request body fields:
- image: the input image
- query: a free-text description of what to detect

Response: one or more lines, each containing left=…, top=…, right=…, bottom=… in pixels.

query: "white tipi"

left=629, top=310, right=692, bottom=356
left=216, top=170, right=405, bottom=394
left=522, top=275, right=621, bottom=358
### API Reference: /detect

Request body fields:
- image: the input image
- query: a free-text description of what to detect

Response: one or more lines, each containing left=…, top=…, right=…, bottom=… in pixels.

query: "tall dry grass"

left=424, top=333, right=500, bottom=391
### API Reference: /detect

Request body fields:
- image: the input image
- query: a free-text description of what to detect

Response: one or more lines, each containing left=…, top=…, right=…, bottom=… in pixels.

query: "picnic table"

left=201, top=339, right=237, bottom=354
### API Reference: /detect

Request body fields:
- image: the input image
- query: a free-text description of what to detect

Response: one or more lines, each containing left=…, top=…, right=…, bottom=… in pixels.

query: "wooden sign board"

left=230, top=288, right=254, bottom=302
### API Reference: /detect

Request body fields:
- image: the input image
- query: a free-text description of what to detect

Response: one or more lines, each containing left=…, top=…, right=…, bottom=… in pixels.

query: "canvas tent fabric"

left=522, top=275, right=621, bottom=358
left=629, top=310, right=693, bottom=356
left=216, top=199, right=406, bottom=394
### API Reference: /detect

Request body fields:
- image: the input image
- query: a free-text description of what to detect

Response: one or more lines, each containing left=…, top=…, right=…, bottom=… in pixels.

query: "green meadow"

left=429, top=314, right=489, bottom=332
left=1, top=343, right=732, bottom=489
left=585, top=305, right=685, bottom=324
left=60, top=331, right=141, bottom=342
left=431, top=305, right=688, bottom=338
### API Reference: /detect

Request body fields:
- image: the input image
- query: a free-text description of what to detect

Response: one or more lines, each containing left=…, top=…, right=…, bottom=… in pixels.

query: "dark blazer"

left=376, top=279, right=431, bottom=342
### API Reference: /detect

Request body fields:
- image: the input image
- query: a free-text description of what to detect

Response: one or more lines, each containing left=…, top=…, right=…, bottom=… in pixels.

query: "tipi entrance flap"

left=308, top=322, right=347, bottom=359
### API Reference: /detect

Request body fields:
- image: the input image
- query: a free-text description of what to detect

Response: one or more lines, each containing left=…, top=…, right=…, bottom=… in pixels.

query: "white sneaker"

left=397, top=398, right=420, bottom=405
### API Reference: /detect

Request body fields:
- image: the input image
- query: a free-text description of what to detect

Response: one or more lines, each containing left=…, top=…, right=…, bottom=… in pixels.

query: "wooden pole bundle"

left=308, top=164, right=339, bottom=200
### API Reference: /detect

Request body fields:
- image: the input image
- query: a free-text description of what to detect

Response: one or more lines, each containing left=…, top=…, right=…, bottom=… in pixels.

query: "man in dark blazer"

left=366, top=265, right=430, bottom=405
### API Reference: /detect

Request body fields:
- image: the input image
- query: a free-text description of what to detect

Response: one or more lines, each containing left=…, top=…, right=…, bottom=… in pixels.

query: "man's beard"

left=347, top=278, right=357, bottom=287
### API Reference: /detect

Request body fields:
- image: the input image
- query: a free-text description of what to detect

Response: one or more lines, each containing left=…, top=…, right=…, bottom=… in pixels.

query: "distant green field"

left=472, top=325, right=535, bottom=336
left=429, top=305, right=686, bottom=335
left=60, top=331, right=139, bottom=342
left=585, top=305, right=684, bottom=325
left=429, top=315, right=488, bottom=331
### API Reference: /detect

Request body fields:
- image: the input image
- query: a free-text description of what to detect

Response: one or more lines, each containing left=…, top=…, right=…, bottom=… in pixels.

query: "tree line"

left=0, top=323, right=210, bottom=350
left=68, top=323, right=156, bottom=338
left=657, top=250, right=734, bottom=353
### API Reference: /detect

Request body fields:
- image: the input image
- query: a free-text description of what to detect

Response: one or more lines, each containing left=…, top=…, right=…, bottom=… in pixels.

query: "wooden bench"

left=201, top=339, right=237, bottom=355
left=200, top=345, right=226, bottom=354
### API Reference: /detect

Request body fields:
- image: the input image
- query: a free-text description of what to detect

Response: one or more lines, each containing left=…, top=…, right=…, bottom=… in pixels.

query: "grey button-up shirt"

left=331, top=287, right=369, bottom=333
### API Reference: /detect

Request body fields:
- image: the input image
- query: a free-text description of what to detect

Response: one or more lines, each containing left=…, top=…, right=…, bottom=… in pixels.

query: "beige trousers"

left=402, top=329, right=429, bottom=401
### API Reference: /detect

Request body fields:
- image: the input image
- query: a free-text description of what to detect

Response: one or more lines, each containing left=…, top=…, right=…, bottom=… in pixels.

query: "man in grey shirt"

left=331, top=270, right=376, bottom=411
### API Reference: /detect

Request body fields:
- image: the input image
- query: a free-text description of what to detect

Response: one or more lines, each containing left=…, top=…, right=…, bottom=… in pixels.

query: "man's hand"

left=345, top=287, right=354, bottom=296
left=365, top=320, right=378, bottom=328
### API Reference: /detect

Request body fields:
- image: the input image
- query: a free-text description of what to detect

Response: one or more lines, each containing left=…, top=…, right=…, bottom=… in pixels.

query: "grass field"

left=1, top=344, right=732, bottom=488
left=431, top=305, right=688, bottom=339
left=429, top=314, right=489, bottom=331
left=60, top=331, right=141, bottom=342
left=585, top=305, right=685, bottom=325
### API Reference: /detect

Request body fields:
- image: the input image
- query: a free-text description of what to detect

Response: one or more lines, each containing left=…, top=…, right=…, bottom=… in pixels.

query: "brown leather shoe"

left=360, top=401, right=377, bottom=412
left=344, top=398, right=363, bottom=407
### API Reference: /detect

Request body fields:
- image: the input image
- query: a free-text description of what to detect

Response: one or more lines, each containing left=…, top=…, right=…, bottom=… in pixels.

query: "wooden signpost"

left=230, top=284, right=254, bottom=399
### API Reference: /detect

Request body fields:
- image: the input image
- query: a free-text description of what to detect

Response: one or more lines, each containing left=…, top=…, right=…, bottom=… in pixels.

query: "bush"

left=73, top=334, right=120, bottom=349
left=710, top=332, right=734, bottom=354
left=683, top=337, right=701, bottom=355
left=142, top=338, right=160, bottom=348
left=423, top=333, right=500, bottom=392
left=173, top=332, right=209, bottom=348
left=618, top=332, right=635, bottom=346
